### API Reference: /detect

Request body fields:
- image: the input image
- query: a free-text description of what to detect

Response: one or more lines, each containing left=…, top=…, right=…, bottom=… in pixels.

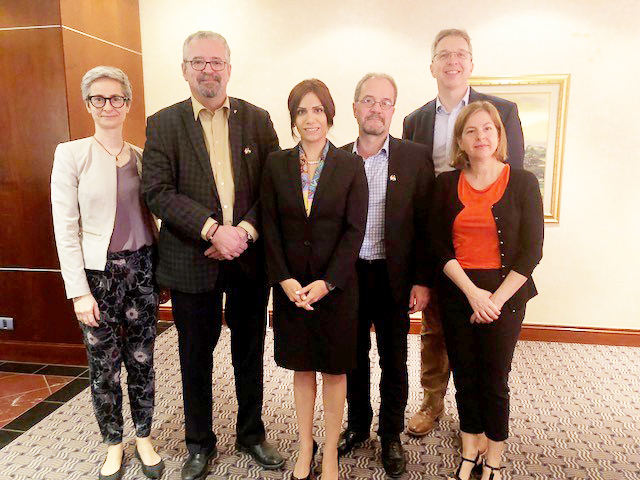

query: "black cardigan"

left=431, top=167, right=544, bottom=308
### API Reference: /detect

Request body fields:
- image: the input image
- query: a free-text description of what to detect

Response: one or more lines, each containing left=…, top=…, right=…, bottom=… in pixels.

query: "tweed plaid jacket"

left=142, top=97, right=280, bottom=293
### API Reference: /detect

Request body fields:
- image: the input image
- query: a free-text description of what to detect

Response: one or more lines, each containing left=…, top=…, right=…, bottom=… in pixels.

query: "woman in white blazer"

left=51, top=66, right=164, bottom=480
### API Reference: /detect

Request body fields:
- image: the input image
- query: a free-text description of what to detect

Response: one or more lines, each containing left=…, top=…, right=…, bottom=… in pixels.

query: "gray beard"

left=198, top=84, right=220, bottom=98
left=362, top=123, right=385, bottom=136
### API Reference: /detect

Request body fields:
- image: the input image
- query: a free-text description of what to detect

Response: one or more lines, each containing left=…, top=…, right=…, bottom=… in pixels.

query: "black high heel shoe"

left=291, top=440, right=318, bottom=480
left=483, top=463, right=503, bottom=480
left=447, top=451, right=481, bottom=480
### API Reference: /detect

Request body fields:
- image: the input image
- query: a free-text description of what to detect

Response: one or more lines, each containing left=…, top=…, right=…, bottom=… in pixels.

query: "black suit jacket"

left=341, top=136, right=435, bottom=303
left=261, top=143, right=368, bottom=291
left=141, top=97, right=280, bottom=293
left=402, top=87, right=525, bottom=169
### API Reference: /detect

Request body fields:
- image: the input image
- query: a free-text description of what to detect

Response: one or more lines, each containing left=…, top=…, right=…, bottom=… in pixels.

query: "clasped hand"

left=280, top=278, right=330, bottom=311
left=204, top=225, right=248, bottom=260
left=466, top=287, right=505, bottom=324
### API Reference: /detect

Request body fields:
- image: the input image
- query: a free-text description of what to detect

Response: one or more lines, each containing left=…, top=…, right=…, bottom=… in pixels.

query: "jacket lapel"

left=179, top=101, right=219, bottom=203
left=423, top=100, right=436, bottom=154
left=385, top=136, right=401, bottom=235
left=469, top=87, right=481, bottom=102
left=308, top=142, right=338, bottom=219
left=286, top=147, right=308, bottom=219
left=228, top=98, right=243, bottom=189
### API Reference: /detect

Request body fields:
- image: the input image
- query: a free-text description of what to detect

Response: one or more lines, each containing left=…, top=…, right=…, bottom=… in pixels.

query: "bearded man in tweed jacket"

left=142, top=31, right=283, bottom=480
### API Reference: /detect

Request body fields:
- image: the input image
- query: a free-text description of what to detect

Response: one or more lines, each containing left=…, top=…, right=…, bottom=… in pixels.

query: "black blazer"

left=261, top=143, right=368, bottom=290
left=402, top=87, right=525, bottom=170
left=141, top=97, right=280, bottom=293
left=341, top=136, right=435, bottom=303
left=431, top=168, right=544, bottom=308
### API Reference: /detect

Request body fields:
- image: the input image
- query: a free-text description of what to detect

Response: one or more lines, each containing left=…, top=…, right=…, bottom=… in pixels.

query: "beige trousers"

left=419, top=290, right=450, bottom=410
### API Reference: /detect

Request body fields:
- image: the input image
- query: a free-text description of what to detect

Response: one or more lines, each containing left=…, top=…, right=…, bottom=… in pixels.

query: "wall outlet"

left=0, top=317, right=14, bottom=330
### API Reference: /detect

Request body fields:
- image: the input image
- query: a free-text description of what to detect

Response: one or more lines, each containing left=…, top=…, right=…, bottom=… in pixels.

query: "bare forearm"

left=443, top=259, right=477, bottom=296
left=492, top=270, right=527, bottom=307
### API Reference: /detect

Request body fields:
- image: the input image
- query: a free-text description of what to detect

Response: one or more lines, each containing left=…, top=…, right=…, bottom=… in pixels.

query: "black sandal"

left=447, top=452, right=480, bottom=480
left=483, top=463, right=503, bottom=480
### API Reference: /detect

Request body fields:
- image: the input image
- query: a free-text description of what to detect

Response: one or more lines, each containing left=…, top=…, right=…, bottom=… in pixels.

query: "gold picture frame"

left=469, top=74, right=570, bottom=223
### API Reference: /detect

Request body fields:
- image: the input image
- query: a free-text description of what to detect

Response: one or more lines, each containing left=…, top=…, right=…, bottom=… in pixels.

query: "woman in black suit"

left=261, top=79, right=368, bottom=480
left=432, top=101, right=543, bottom=480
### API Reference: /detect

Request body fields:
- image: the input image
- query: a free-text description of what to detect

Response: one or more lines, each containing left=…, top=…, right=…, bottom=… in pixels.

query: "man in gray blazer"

left=403, top=28, right=525, bottom=438
left=142, top=31, right=283, bottom=480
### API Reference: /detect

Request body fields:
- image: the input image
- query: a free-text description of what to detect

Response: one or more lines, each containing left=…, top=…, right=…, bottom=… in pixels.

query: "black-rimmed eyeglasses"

left=87, top=95, right=129, bottom=108
left=184, top=59, right=228, bottom=71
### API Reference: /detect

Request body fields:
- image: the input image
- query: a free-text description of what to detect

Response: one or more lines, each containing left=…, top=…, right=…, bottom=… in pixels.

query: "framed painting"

left=469, top=74, right=570, bottom=223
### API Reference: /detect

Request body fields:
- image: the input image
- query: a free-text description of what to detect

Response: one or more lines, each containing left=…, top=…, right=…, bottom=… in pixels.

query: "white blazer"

left=51, top=137, right=154, bottom=299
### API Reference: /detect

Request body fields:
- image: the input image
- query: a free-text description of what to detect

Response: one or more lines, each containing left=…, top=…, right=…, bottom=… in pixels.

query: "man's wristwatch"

left=325, top=281, right=335, bottom=291
left=246, top=231, right=254, bottom=243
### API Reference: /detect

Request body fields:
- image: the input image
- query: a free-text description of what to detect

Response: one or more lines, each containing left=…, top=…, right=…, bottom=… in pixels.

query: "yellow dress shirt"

left=192, top=96, right=258, bottom=242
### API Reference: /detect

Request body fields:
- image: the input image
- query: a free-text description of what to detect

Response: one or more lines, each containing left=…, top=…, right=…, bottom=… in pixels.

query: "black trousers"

left=171, top=262, right=268, bottom=454
left=438, top=269, right=525, bottom=442
left=346, top=259, right=410, bottom=440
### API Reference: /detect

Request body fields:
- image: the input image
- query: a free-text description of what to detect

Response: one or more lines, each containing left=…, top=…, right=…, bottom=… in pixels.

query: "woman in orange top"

left=430, top=101, right=543, bottom=480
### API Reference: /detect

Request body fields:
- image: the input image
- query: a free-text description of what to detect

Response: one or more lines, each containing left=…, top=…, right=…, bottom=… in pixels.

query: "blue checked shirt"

left=353, top=136, right=389, bottom=260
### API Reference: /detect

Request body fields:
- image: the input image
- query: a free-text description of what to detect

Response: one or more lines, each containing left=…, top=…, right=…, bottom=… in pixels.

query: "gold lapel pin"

left=390, top=175, right=397, bottom=181
left=233, top=109, right=238, bottom=114
left=244, top=147, right=252, bottom=155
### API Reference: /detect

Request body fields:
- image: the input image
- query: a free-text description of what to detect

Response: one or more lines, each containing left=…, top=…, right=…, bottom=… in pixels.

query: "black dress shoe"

left=181, top=447, right=217, bottom=480
left=98, top=454, right=125, bottom=480
left=337, top=429, right=369, bottom=457
left=291, top=440, right=318, bottom=480
left=134, top=446, right=165, bottom=479
left=236, top=439, right=285, bottom=470
left=381, top=439, right=406, bottom=478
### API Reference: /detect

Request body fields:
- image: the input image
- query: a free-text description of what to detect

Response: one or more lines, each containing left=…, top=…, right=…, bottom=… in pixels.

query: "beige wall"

left=139, top=0, right=640, bottom=330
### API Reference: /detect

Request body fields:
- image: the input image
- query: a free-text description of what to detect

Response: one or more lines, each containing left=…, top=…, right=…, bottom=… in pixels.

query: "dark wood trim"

left=409, top=317, right=640, bottom=347
left=0, top=341, right=87, bottom=366
left=518, top=324, right=640, bottom=347
left=158, top=304, right=173, bottom=322
left=161, top=307, right=640, bottom=347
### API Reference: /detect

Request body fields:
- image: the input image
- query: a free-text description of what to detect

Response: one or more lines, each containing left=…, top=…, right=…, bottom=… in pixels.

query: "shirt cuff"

left=238, top=220, right=259, bottom=242
left=201, top=218, right=218, bottom=241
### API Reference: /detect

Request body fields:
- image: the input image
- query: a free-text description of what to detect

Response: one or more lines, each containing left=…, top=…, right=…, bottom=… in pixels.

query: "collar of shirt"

left=352, top=135, right=390, bottom=161
left=435, top=86, right=471, bottom=114
left=191, top=95, right=230, bottom=120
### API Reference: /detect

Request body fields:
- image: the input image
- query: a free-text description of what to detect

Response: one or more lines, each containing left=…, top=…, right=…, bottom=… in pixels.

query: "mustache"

left=198, top=73, right=221, bottom=82
left=366, top=113, right=383, bottom=121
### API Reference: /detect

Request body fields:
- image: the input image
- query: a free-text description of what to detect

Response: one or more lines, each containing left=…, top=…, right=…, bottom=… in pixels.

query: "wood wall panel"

left=0, top=340, right=87, bottom=365
left=0, top=0, right=61, bottom=27
left=59, top=0, right=142, bottom=52
left=0, top=271, right=81, bottom=345
left=0, top=28, right=68, bottom=268
left=62, top=28, right=146, bottom=146
left=1, top=1, right=144, bottom=365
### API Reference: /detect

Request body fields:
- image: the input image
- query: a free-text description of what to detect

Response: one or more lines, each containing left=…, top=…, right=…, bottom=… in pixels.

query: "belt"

left=357, top=258, right=386, bottom=265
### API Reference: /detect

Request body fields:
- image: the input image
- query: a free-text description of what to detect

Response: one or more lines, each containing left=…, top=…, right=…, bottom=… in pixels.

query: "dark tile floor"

left=0, top=321, right=173, bottom=449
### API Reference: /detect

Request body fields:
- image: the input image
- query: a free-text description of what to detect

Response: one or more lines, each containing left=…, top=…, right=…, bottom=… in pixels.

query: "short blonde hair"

left=431, top=28, right=473, bottom=60
left=451, top=101, right=508, bottom=169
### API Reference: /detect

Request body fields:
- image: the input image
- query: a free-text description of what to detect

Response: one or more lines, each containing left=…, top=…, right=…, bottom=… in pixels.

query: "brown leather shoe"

left=406, top=405, right=444, bottom=436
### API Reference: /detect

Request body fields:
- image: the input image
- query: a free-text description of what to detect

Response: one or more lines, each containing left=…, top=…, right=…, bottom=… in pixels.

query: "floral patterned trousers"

left=81, top=245, right=158, bottom=444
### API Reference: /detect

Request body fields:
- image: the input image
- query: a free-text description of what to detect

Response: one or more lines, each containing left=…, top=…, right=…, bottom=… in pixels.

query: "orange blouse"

left=453, top=164, right=510, bottom=269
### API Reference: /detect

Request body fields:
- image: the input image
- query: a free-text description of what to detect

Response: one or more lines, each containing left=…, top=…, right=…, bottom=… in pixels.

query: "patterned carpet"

left=0, top=326, right=639, bottom=479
